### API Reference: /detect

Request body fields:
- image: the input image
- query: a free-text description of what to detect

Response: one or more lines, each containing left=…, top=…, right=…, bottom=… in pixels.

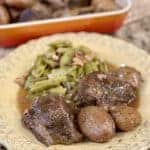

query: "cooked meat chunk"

left=0, top=5, right=10, bottom=24
left=9, top=8, right=21, bottom=22
left=23, top=95, right=82, bottom=146
left=110, top=105, right=141, bottom=131
left=91, top=0, right=119, bottom=12
left=113, top=66, right=142, bottom=88
left=69, top=0, right=90, bottom=7
left=51, top=8, right=71, bottom=18
left=19, top=3, right=52, bottom=22
left=78, top=106, right=116, bottom=142
left=74, top=72, right=137, bottom=108
left=46, top=0, right=69, bottom=9
left=5, top=0, right=35, bottom=9
left=0, top=0, right=5, bottom=5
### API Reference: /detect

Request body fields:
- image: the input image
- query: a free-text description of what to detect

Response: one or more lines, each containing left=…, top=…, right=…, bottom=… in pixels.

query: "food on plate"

left=0, top=0, right=121, bottom=24
left=23, top=41, right=108, bottom=101
left=17, top=40, right=142, bottom=146
left=74, top=71, right=137, bottom=109
left=23, top=95, right=82, bottom=146
left=78, top=106, right=115, bottom=142
left=110, top=105, right=141, bottom=131
left=112, top=66, right=142, bottom=88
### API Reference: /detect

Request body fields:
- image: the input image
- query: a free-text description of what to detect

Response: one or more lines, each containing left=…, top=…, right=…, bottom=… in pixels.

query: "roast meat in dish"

left=112, top=66, right=142, bottom=89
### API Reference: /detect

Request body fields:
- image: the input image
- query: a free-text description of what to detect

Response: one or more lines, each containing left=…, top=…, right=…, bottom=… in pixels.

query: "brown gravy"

left=17, top=63, right=139, bottom=113
left=17, top=88, right=31, bottom=114
left=17, top=88, right=140, bottom=114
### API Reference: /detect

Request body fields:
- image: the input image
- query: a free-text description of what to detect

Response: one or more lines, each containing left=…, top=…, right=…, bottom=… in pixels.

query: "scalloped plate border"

left=0, top=33, right=150, bottom=150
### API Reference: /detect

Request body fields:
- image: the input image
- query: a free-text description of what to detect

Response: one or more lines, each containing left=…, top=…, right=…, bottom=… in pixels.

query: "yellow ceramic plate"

left=0, top=33, right=150, bottom=150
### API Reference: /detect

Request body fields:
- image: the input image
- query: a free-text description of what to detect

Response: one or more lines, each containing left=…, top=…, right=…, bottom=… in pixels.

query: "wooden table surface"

left=0, top=0, right=150, bottom=58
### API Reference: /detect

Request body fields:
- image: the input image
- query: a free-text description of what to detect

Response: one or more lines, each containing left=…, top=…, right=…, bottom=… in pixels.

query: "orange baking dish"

left=0, top=0, right=131, bottom=47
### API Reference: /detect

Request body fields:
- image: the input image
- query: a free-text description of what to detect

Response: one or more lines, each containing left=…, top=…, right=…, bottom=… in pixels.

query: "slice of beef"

left=112, top=66, right=142, bottom=89
left=23, top=95, right=82, bottom=146
left=73, top=72, right=137, bottom=109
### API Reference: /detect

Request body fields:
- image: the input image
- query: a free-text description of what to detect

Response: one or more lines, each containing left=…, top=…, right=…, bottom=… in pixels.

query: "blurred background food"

left=0, top=0, right=121, bottom=24
left=0, top=0, right=150, bottom=57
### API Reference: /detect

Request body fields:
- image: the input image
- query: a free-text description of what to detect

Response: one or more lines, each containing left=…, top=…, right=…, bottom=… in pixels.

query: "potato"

left=110, top=105, right=141, bottom=131
left=78, top=106, right=116, bottom=142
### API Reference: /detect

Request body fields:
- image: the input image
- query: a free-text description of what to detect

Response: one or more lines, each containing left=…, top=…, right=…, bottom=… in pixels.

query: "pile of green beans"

left=24, top=41, right=108, bottom=101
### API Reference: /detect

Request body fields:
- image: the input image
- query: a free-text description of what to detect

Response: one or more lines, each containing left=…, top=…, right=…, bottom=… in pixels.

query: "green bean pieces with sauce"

left=24, top=41, right=109, bottom=101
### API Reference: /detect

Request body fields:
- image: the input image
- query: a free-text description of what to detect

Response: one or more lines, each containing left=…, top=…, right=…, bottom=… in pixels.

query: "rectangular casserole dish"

left=0, top=0, right=131, bottom=47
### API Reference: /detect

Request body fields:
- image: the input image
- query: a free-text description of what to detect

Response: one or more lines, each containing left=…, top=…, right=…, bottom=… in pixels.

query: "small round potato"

left=78, top=106, right=116, bottom=142
left=110, top=105, right=141, bottom=131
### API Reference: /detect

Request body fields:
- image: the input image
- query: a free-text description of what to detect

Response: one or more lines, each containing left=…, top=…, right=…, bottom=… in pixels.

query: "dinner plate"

left=0, top=33, right=150, bottom=150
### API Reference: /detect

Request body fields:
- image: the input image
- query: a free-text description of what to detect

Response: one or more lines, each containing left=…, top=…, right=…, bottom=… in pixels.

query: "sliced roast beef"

left=73, top=72, right=137, bottom=109
left=23, top=95, right=82, bottom=146
left=112, top=66, right=142, bottom=89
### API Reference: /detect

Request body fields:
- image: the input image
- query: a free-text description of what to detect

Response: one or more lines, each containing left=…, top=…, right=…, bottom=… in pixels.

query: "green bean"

left=56, top=47, right=68, bottom=54
left=24, top=40, right=110, bottom=101
left=99, top=62, right=108, bottom=73
left=45, top=50, right=56, bottom=59
left=66, top=67, right=77, bottom=82
left=31, top=64, right=47, bottom=78
left=43, top=56, right=57, bottom=68
left=49, top=86, right=66, bottom=96
left=50, top=67, right=76, bottom=77
left=84, top=60, right=99, bottom=74
left=60, top=49, right=75, bottom=66
left=77, top=45, right=91, bottom=54
left=77, top=67, right=85, bottom=77
left=50, top=40, right=72, bottom=49
left=30, top=75, right=67, bottom=93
